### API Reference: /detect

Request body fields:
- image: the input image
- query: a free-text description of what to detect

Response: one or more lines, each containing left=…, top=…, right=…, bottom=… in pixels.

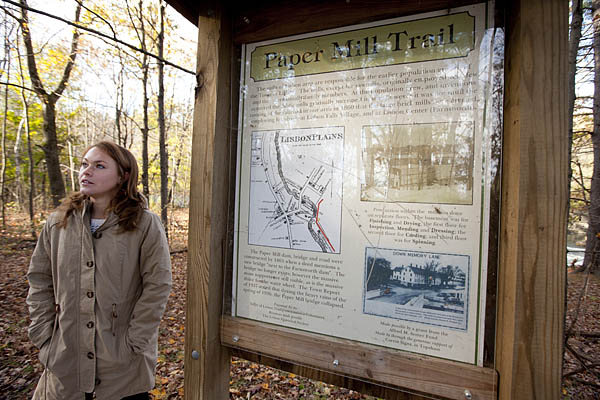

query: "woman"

left=27, top=141, right=172, bottom=400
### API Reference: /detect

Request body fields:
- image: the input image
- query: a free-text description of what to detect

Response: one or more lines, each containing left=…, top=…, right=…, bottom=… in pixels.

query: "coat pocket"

left=96, top=300, right=137, bottom=373
left=96, top=327, right=136, bottom=373
left=122, top=330, right=136, bottom=357
left=113, top=302, right=135, bottom=358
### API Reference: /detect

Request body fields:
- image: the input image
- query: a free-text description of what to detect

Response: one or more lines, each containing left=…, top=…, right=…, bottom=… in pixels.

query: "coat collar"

left=80, top=199, right=120, bottom=232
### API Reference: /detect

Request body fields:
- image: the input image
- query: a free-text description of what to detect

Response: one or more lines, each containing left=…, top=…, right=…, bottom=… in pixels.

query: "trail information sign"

left=233, top=2, right=500, bottom=365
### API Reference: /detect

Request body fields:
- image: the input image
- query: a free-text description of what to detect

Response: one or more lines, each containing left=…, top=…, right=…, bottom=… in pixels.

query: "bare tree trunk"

left=569, top=0, right=583, bottom=184
left=158, top=1, right=168, bottom=237
left=115, top=94, right=122, bottom=145
left=584, top=0, right=600, bottom=275
left=68, top=139, right=75, bottom=192
left=126, top=0, right=151, bottom=198
left=42, top=101, right=66, bottom=205
left=16, top=32, right=35, bottom=238
left=170, top=131, right=183, bottom=207
left=25, top=104, right=35, bottom=238
left=115, top=55, right=125, bottom=146
left=1, top=15, right=14, bottom=227
left=1, top=33, right=9, bottom=228
left=142, top=60, right=150, bottom=198
left=19, top=0, right=82, bottom=207
left=14, top=117, right=24, bottom=209
left=140, top=0, right=150, bottom=199
left=41, top=172, right=46, bottom=208
left=565, top=0, right=585, bottom=374
left=84, top=107, right=90, bottom=148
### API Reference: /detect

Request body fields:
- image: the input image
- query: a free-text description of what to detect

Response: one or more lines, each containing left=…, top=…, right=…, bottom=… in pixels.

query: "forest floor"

left=0, top=208, right=598, bottom=399
left=562, top=265, right=600, bottom=399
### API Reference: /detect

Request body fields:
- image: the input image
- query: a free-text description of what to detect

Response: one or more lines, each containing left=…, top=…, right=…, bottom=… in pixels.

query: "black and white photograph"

left=363, top=246, right=470, bottom=330
left=361, top=122, right=475, bottom=205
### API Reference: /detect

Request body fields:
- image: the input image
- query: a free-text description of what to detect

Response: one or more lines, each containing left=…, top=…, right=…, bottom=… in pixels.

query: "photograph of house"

left=363, top=247, right=470, bottom=328
left=390, top=263, right=466, bottom=289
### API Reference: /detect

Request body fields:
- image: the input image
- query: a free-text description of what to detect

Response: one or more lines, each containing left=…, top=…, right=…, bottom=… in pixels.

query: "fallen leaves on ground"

left=229, top=358, right=381, bottom=400
left=1, top=209, right=599, bottom=399
left=562, top=268, right=600, bottom=399
left=0, top=212, right=43, bottom=398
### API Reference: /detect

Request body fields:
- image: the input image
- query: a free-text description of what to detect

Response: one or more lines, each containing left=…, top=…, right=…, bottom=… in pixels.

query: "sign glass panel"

left=233, top=2, right=502, bottom=365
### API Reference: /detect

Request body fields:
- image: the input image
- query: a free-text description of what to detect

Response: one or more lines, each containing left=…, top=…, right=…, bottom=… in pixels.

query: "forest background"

left=0, top=0, right=196, bottom=233
left=0, top=0, right=599, bottom=399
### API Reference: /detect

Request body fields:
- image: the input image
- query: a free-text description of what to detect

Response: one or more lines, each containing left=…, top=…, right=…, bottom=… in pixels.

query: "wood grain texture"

left=496, top=0, right=568, bottom=399
left=166, top=0, right=483, bottom=42
left=221, top=43, right=242, bottom=317
left=183, top=5, right=232, bottom=400
left=222, top=316, right=498, bottom=400
left=232, top=0, right=483, bottom=43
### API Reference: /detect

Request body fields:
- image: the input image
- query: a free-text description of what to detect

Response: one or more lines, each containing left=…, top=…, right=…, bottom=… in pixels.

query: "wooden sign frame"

left=175, top=0, right=568, bottom=399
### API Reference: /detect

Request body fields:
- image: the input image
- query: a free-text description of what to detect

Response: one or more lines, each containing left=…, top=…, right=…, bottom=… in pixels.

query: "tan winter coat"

left=27, top=202, right=172, bottom=399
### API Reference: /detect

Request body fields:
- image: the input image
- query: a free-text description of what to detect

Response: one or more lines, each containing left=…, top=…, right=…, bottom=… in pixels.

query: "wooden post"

left=184, top=4, right=232, bottom=399
left=177, top=0, right=570, bottom=398
left=496, top=0, right=568, bottom=399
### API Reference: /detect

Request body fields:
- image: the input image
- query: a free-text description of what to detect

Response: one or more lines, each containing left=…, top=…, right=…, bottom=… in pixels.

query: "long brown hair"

left=58, top=141, right=146, bottom=231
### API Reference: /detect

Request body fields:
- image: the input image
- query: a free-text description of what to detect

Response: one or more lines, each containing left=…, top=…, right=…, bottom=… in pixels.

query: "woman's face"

left=79, top=147, right=122, bottom=201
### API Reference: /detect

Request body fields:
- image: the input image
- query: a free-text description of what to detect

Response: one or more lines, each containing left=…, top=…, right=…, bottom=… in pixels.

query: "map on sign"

left=248, top=127, right=344, bottom=253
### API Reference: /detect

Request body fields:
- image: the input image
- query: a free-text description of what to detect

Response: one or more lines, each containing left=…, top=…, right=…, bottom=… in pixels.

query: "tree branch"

left=124, top=0, right=144, bottom=48
left=570, top=197, right=590, bottom=203
left=18, top=0, right=46, bottom=98
left=573, top=130, right=594, bottom=134
left=4, top=0, right=194, bottom=76
left=73, top=0, right=118, bottom=39
left=0, top=81, right=36, bottom=93
left=569, top=377, right=600, bottom=389
left=0, top=4, right=19, bottom=24
left=566, top=341, right=597, bottom=370
left=576, top=331, right=600, bottom=338
left=52, top=1, right=82, bottom=99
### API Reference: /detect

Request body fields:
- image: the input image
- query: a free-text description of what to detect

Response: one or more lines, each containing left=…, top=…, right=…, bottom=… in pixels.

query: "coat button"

left=93, top=232, right=102, bottom=239
left=87, top=261, right=94, bottom=268
left=87, top=321, right=94, bottom=328
left=87, top=291, right=94, bottom=298
left=95, top=378, right=101, bottom=386
left=87, top=352, right=94, bottom=359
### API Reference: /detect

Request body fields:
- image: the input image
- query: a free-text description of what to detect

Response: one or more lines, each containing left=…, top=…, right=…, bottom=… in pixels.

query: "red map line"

left=316, top=199, right=335, bottom=252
